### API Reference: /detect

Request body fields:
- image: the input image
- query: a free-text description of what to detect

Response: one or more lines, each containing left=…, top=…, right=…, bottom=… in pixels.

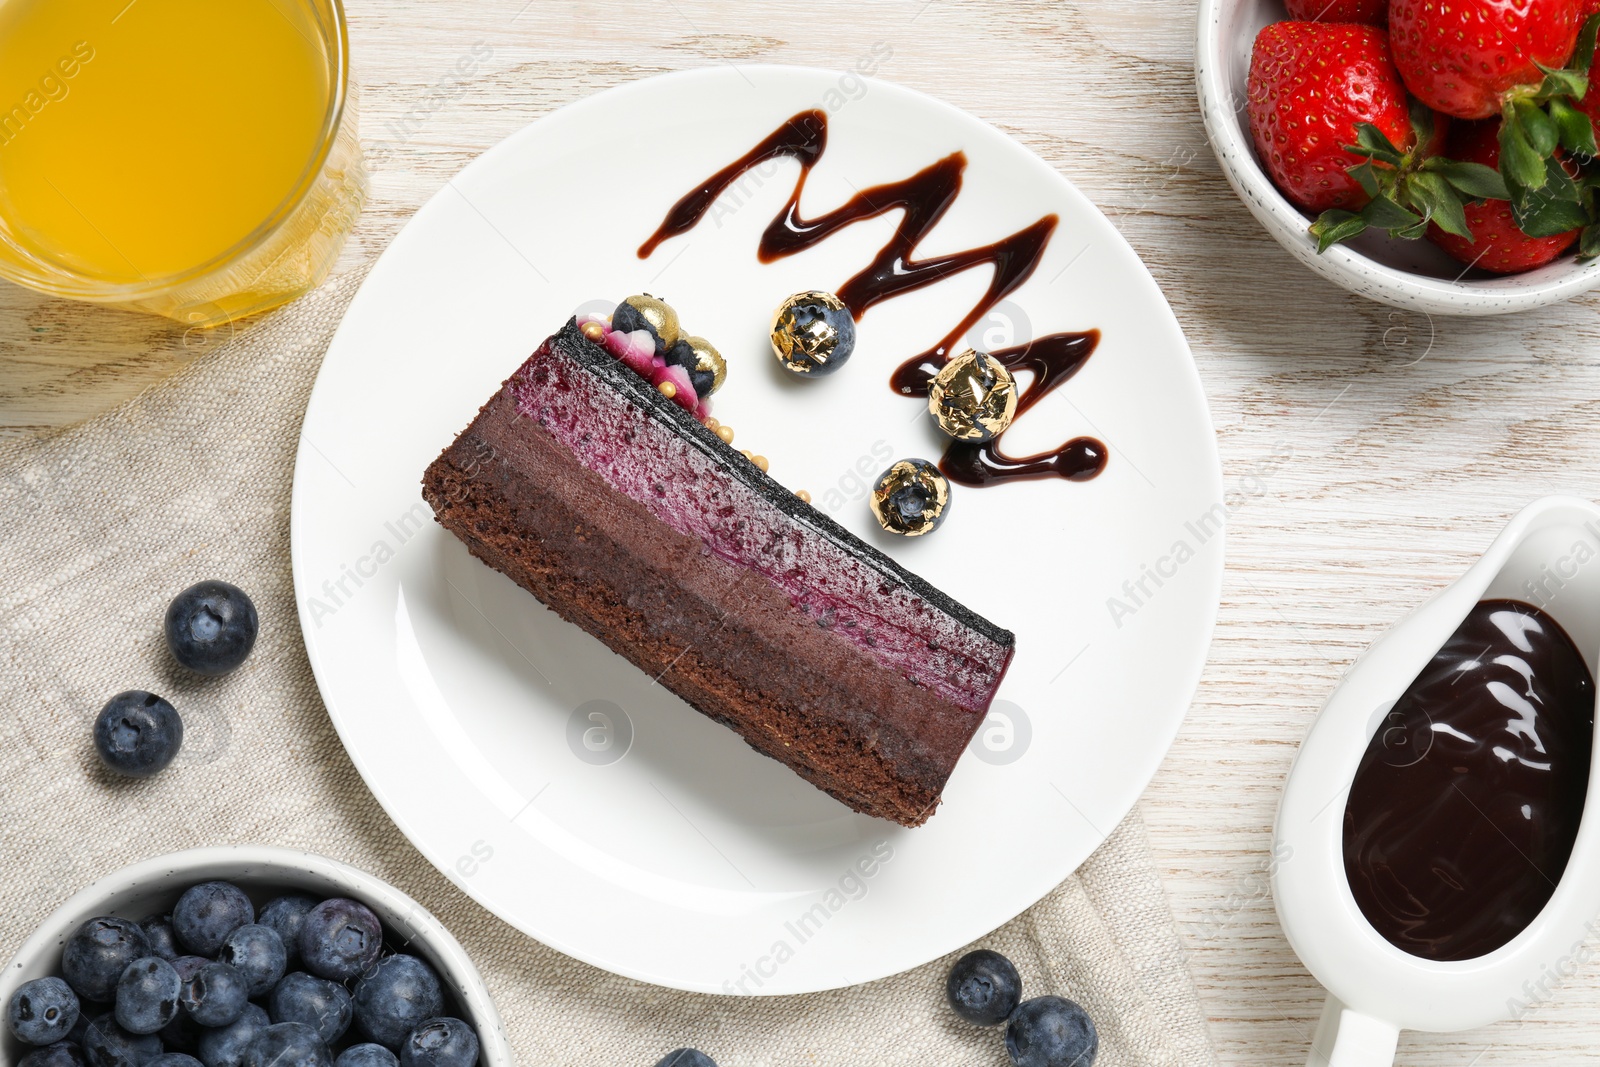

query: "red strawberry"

left=1247, top=21, right=1415, bottom=211
left=1284, top=0, right=1386, bottom=24
left=1427, top=120, right=1580, bottom=272
left=1390, top=0, right=1583, bottom=119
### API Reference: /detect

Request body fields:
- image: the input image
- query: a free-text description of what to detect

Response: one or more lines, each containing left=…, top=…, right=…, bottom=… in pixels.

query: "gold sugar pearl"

left=658, top=381, right=677, bottom=400
left=704, top=417, right=720, bottom=431
left=797, top=489, right=812, bottom=503
left=716, top=425, right=735, bottom=444
left=753, top=455, right=769, bottom=472
left=580, top=320, right=606, bottom=343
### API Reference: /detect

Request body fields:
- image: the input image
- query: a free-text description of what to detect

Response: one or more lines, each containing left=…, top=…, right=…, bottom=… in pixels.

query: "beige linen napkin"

left=0, top=268, right=1217, bottom=1067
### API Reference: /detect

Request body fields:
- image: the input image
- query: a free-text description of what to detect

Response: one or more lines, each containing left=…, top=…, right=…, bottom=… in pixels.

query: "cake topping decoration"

left=579, top=297, right=727, bottom=422
left=771, top=290, right=856, bottom=377
left=613, top=294, right=681, bottom=356
left=666, top=334, right=726, bottom=396
left=929, top=349, right=1018, bottom=442
left=639, top=109, right=1109, bottom=488
left=648, top=362, right=699, bottom=414
left=870, top=459, right=950, bottom=537
left=601, top=324, right=658, bottom=378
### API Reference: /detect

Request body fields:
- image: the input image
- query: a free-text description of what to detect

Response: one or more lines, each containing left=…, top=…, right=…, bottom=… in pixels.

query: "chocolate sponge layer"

left=422, top=320, right=1014, bottom=826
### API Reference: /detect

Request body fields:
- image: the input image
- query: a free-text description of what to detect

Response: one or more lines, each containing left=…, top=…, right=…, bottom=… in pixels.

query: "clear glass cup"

left=0, top=0, right=366, bottom=328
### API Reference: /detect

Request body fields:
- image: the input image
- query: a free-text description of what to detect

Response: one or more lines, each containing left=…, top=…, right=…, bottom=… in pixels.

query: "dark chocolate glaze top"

left=639, top=109, right=1107, bottom=487
left=1343, top=599, right=1595, bottom=961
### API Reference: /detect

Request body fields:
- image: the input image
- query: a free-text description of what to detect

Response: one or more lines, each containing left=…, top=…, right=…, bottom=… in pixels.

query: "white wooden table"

left=5, top=1, right=1600, bottom=1062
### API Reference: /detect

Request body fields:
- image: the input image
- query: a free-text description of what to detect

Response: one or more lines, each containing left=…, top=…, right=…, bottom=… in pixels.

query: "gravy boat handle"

left=1308, top=996, right=1400, bottom=1067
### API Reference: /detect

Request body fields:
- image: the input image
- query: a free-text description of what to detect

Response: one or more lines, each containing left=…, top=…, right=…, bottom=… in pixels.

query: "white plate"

left=291, top=65, right=1223, bottom=995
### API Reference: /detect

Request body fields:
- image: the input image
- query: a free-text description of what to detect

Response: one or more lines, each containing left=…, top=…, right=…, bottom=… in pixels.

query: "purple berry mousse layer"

left=422, top=318, right=1014, bottom=826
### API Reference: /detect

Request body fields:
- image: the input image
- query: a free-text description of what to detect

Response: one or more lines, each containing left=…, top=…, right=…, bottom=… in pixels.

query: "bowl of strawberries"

left=1198, top=0, right=1600, bottom=314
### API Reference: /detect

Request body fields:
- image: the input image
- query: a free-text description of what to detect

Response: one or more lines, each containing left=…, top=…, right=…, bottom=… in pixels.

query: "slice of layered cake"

left=422, top=306, right=1014, bottom=826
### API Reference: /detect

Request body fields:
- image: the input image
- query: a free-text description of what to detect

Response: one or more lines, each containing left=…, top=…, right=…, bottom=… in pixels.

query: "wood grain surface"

left=5, top=1, right=1600, bottom=1062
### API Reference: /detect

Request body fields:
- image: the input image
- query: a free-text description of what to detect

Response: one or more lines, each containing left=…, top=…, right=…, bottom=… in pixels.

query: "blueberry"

left=218, top=925, right=286, bottom=997
left=20, top=1043, right=88, bottom=1067
left=172, top=882, right=254, bottom=956
left=113, top=957, right=180, bottom=1035
left=398, top=1017, right=478, bottom=1067
left=81, top=1013, right=163, bottom=1067
left=138, top=918, right=179, bottom=962
left=63, top=918, right=152, bottom=1003
left=257, top=895, right=318, bottom=968
left=351, top=956, right=443, bottom=1049
left=611, top=300, right=655, bottom=349
left=196, top=1003, right=269, bottom=1067
left=8, top=977, right=81, bottom=1046
left=65, top=1009, right=93, bottom=1047
left=267, top=972, right=351, bottom=1045
left=179, top=962, right=249, bottom=1028
left=92, top=692, right=183, bottom=778
left=1005, top=996, right=1098, bottom=1067
left=165, top=581, right=259, bottom=676
left=155, top=967, right=204, bottom=1054
left=168, top=956, right=209, bottom=983
left=149, top=1056, right=205, bottom=1067
left=610, top=296, right=678, bottom=358
left=770, top=290, right=856, bottom=376
left=159, top=1010, right=203, bottom=1055
left=654, top=1050, right=717, bottom=1067
left=664, top=340, right=716, bottom=398
left=946, top=949, right=1023, bottom=1026
left=870, top=459, right=950, bottom=537
left=298, top=899, right=381, bottom=982
left=242, top=1022, right=332, bottom=1067
left=335, top=1046, right=398, bottom=1067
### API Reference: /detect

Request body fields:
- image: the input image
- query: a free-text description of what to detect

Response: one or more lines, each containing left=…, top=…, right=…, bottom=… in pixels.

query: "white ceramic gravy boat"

left=1274, top=496, right=1600, bottom=1066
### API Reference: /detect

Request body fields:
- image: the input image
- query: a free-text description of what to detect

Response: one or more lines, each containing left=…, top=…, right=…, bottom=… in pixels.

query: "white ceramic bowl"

left=1196, top=0, right=1600, bottom=314
left=0, top=845, right=512, bottom=1066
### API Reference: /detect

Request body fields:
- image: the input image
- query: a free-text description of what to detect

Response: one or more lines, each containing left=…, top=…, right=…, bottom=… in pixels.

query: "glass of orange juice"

left=0, top=0, right=365, bottom=327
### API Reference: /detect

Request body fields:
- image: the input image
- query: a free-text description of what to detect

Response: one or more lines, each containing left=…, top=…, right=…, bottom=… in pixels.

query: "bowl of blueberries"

left=0, top=844, right=511, bottom=1067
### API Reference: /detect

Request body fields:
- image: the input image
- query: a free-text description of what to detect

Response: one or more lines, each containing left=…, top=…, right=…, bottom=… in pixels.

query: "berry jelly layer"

left=422, top=319, right=1014, bottom=826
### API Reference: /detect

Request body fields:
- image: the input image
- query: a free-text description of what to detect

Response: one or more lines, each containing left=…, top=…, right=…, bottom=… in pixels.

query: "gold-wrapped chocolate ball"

left=869, top=459, right=951, bottom=537
left=614, top=293, right=680, bottom=355
left=928, top=349, right=1018, bottom=442
left=666, top=335, right=727, bottom=396
left=770, top=290, right=856, bottom=377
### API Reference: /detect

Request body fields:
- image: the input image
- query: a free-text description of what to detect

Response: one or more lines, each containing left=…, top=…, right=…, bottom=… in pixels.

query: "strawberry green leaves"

left=1309, top=108, right=1508, bottom=253
left=1497, top=12, right=1600, bottom=193
left=1502, top=11, right=1600, bottom=254
left=1578, top=172, right=1600, bottom=260
left=1508, top=156, right=1589, bottom=237
left=1426, top=160, right=1511, bottom=201
left=1549, top=96, right=1598, bottom=158
left=1499, top=13, right=1596, bottom=243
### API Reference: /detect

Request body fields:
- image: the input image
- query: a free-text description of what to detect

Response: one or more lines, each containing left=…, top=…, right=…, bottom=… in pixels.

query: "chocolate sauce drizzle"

left=638, top=109, right=1106, bottom=487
